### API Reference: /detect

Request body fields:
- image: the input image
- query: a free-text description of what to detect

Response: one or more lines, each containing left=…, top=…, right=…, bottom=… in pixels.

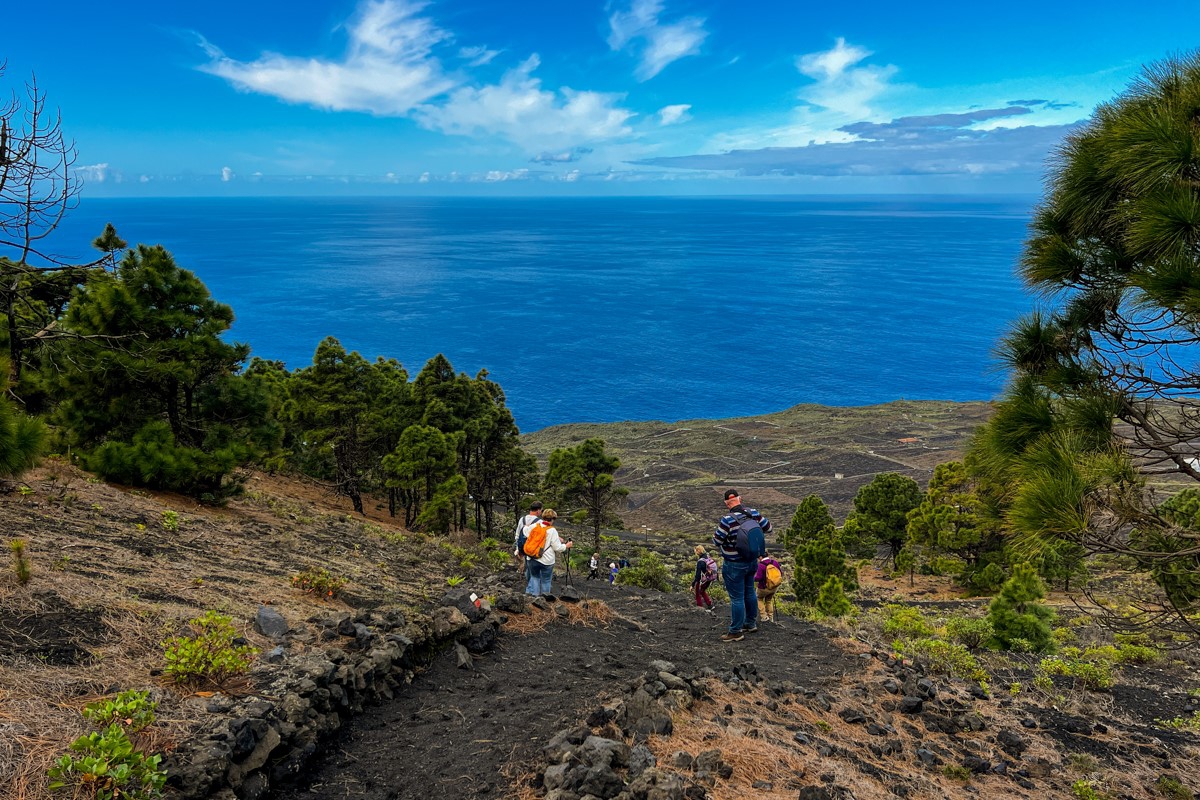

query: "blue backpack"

left=733, top=514, right=766, bottom=562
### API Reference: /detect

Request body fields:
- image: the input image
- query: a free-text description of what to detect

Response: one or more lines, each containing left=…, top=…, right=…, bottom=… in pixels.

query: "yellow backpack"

left=764, top=562, right=783, bottom=590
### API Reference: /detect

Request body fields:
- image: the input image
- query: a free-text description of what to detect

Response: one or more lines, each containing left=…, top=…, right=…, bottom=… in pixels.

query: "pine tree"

left=792, top=523, right=858, bottom=605
left=846, top=472, right=921, bottom=565
left=544, top=438, right=628, bottom=553
left=0, top=362, right=43, bottom=479
left=50, top=245, right=269, bottom=497
left=782, top=495, right=834, bottom=549
left=986, top=563, right=1056, bottom=652
left=815, top=575, right=853, bottom=617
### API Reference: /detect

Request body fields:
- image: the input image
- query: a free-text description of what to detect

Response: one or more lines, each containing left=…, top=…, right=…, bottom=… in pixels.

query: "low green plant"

left=446, top=575, right=465, bottom=587
left=9, top=538, right=31, bottom=584
left=17, top=484, right=34, bottom=498
left=1155, top=712, right=1200, bottom=731
left=291, top=567, right=346, bottom=599
left=941, top=764, right=972, bottom=781
left=162, top=611, right=257, bottom=686
left=896, top=638, right=988, bottom=682
left=82, top=690, right=157, bottom=733
left=614, top=550, right=673, bottom=592
left=1038, top=656, right=1114, bottom=691
left=441, top=543, right=480, bottom=572
left=487, top=549, right=510, bottom=571
left=813, top=719, right=831, bottom=732
left=882, top=604, right=933, bottom=637
left=48, top=725, right=166, bottom=800
left=1067, top=752, right=1100, bottom=774
left=944, top=616, right=992, bottom=649
left=1008, top=682, right=1022, bottom=696
left=1155, top=775, right=1192, bottom=799
left=1071, top=779, right=1107, bottom=800
left=160, top=510, right=180, bottom=533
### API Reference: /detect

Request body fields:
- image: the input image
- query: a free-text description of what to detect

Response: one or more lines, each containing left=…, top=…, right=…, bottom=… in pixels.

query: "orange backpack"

left=523, top=521, right=551, bottom=558
left=764, top=562, right=783, bottom=590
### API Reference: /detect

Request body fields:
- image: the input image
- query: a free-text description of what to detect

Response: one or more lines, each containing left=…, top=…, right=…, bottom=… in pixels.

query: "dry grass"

left=0, top=461, right=495, bottom=800
left=501, top=599, right=616, bottom=636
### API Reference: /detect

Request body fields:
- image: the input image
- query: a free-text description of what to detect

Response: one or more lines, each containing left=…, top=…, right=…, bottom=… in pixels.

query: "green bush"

left=615, top=550, right=673, bottom=592
left=1037, top=656, right=1114, bottom=691
left=162, top=611, right=257, bottom=686
left=882, top=604, right=933, bottom=638
left=987, top=563, right=1056, bottom=653
left=48, top=725, right=166, bottom=800
left=815, top=575, right=853, bottom=617
left=82, top=690, right=157, bottom=733
left=792, top=524, right=857, bottom=605
left=291, top=567, right=346, bottom=599
left=897, top=638, right=988, bottom=682
left=968, top=562, right=1008, bottom=594
left=944, top=616, right=993, bottom=649
left=1154, top=775, right=1191, bottom=800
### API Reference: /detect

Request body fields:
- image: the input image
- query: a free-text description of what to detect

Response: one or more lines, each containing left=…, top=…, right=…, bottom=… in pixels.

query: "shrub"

left=1037, top=656, right=1114, bottom=691
left=969, top=562, right=1008, bottom=594
left=9, top=538, right=31, bottom=585
left=944, top=616, right=993, bottom=649
left=987, top=563, right=1056, bottom=652
left=162, top=611, right=257, bottom=686
left=291, top=567, right=345, bottom=599
left=615, top=550, right=673, bottom=592
left=82, top=690, right=157, bottom=733
left=792, top=524, right=857, bottom=605
left=1155, top=775, right=1192, bottom=799
left=48, top=725, right=166, bottom=800
left=897, top=638, right=988, bottom=682
left=815, top=575, right=853, bottom=617
left=882, top=604, right=933, bottom=638
left=161, top=510, right=180, bottom=533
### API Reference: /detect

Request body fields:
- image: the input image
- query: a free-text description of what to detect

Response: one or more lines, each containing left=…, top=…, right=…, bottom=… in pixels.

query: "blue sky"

left=5, top=0, right=1196, bottom=195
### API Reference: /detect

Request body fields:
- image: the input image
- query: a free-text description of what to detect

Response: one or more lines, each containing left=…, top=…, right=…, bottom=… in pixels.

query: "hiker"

left=609, top=560, right=618, bottom=584
left=588, top=552, right=600, bottom=580
left=755, top=551, right=784, bottom=622
left=524, top=509, right=572, bottom=597
left=618, top=555, right=630, bottom=569
left=691, top=544, right=717, bottom=611
left=513, top=501, right=543, bottom=582
left=713, top=489, right=772, bottom=642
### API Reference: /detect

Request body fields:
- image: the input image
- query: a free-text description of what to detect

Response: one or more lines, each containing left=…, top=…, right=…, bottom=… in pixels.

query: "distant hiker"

left=692, top=544, right=717, bottom=611
left=618, top=556, right=630, bottom=569
left=524, top=509, right=572, bottom=597
left=513, top=501, right=543, bottom=582
left=588, top=553, right=600, bottom=580
left=713, top=489, right=772, bottom=642
left=609, top=561, right=618, bottom=584
left=755, top=552, right=784, bottom=623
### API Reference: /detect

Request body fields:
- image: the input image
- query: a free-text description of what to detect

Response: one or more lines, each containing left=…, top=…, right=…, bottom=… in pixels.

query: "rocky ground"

left=3, top=401, right=1200, bottom=800
left=282, top=570, right=1200, bottom=800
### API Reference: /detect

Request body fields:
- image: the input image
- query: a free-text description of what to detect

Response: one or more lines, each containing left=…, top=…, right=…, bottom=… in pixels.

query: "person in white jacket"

left=513, top=501, right=543, bottom=582
left=526, top=509, right=573, bottom=597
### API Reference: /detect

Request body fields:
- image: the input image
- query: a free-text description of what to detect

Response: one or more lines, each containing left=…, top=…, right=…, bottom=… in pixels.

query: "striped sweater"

left=713, top=506, right=773, bottom=562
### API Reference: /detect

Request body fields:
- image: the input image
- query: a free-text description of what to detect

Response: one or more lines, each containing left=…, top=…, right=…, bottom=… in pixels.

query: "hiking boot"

left=720, top=631, right=744, bottom=642
left=743, top=624, right=759, bottom=633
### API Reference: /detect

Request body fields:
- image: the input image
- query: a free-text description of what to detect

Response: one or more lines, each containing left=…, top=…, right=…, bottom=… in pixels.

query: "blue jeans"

left=526, top=560, right=554, bottom=596
left=722, top=560, right=758, bottom=634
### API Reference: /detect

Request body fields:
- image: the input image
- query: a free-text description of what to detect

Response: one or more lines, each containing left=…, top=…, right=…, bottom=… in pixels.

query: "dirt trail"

left=281, top=574, right=856, bottom=800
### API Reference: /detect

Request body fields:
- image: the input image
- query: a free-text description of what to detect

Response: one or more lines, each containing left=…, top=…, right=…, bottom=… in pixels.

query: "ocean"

left=48, top=195, right=1035, bottom=432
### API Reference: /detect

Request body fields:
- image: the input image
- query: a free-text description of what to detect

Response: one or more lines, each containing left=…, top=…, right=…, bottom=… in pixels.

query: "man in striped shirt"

left=713, top=489, right=773, bottom=642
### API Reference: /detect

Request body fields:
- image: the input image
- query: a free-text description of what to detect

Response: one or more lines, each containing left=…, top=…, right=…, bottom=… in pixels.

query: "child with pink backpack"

left=691, top=545, right=718, bottom=611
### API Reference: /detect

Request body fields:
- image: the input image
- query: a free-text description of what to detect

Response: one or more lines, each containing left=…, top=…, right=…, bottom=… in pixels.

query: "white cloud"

left=415, top=56, right=634, bottom=150
left=75, top=163, right=109, bottom=183
left=608, top=0, right=707, bottom=81
left=795, top=37, right=898, bottom=119
left=481, top=168, right=531, bottom=182
left=199, top=0, right=457, bottom=115
left=657, top=103, right=691, bottom=125
left=459, top=45, right=499, bottom=67
left=561, top=169, right=581, bottom=182
left=221, top=166, right=235, bottom=182
left=419, top=171, right=431, bottom=182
